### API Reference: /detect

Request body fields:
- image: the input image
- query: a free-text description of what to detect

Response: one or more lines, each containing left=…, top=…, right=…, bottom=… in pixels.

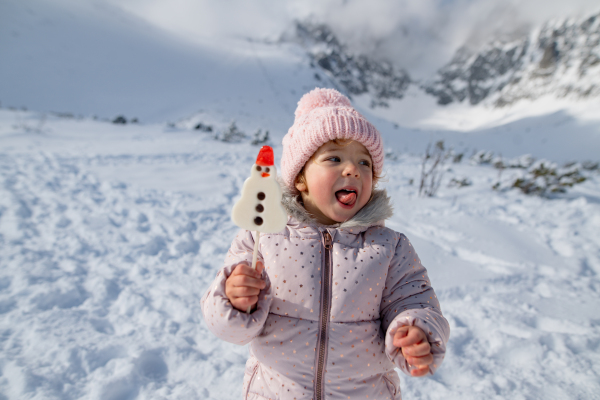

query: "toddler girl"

left=202, top=88, right=450, bottom=400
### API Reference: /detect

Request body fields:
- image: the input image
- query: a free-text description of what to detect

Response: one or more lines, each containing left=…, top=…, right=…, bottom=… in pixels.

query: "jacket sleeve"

left=200, top=229, right=273, bottom=345
left=380, top=234, right=450, bottom=376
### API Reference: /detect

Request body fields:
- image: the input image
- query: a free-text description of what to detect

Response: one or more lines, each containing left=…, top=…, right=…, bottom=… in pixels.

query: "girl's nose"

left=343, top=162, right=360, bottom=178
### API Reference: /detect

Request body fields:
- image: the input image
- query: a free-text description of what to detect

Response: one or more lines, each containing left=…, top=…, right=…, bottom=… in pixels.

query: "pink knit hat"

left=281, top=88, right=384, bottom=191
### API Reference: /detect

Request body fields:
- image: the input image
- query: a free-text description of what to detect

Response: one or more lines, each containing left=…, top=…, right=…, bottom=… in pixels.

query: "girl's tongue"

left=336, top=189, right=357, bottom=205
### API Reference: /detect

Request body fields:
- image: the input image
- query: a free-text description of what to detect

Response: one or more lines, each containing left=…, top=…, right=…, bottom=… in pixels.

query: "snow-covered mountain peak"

left=289, top=12, right=600, bottom=111
left=423, top=11, right=600, bottom=107
left=290, top=21, right=411, bottom=108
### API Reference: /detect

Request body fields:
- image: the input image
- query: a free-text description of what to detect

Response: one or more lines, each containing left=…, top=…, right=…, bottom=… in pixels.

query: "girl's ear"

left=295, top=180, right=307, bottom=192
left=295, top=174, right=308, bottom=192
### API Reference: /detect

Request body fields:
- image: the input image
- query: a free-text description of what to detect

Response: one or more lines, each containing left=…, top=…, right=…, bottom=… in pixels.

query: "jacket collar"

left=281, top=183, right=394, bottom=231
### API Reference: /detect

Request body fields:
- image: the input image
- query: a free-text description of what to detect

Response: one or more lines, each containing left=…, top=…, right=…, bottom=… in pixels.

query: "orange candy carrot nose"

left=261, top=173, right=270, bottom=177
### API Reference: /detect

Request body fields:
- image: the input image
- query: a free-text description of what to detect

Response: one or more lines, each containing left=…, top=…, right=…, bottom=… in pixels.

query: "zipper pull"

left=323, top=231, right=333, bottom=250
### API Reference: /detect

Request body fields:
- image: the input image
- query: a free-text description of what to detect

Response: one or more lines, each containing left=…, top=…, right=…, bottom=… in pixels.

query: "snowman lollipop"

left=232, top=146, right=287, bottom=312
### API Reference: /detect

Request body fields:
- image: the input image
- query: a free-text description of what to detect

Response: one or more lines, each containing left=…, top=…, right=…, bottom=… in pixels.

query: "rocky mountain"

left=291, top=12, right=600, bottom=108
left=293, top=22, right=411, bottom=108
left=425, top=12, right=600, bottom=106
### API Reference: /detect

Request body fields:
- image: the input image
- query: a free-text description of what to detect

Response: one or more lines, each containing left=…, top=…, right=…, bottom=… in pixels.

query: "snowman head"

left=251, top=146, right=277, bottom=179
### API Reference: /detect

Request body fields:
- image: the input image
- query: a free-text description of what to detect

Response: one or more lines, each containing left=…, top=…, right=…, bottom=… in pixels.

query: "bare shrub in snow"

left=194, top=122, right=213, bottom=132
left=469, top=150, right=590, bottom=196
left=13, top=113, right=48, bottom=133
left=471, top=151, right=535, bottom=169
left=500, top=160, right=587, bottom=196
left=470, top=150, right=494, bottom=165
left=452, top=152, right=464, bottom=163
left=385, top=150, right=399, bottom=161
left=419, top=141, right=450, bottom=197
left=217, top=121, right=245, bottom=143
left=582, top=161, right=599, bottom=171
left=448, top=177, right=472, bottom=188
left=112, top=115, right=127, bottom=124
left=506, top=154, right=535, bottom=169
left=251, top=129, right=270, bottom=145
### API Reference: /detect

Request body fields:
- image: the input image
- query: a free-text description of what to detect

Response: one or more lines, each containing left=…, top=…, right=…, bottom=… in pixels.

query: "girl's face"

left=295, top=140, right=373, bottom=225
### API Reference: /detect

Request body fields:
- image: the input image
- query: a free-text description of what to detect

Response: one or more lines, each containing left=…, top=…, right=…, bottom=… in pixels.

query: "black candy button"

left=257, top=192, right=265, bottom=200
left=254, top=217, right=263, bottom=226
left=256, top=204, right=264, bottom=212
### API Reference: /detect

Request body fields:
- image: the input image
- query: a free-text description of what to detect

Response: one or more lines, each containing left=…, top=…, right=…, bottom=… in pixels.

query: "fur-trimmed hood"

left=281, top=184, right=394, bottom=230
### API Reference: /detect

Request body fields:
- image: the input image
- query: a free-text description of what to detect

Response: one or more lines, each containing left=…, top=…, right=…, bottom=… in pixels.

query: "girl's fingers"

left=230, top=274, right=266, bottom=289
left=410, top=365, right=430, bottom=377
left=255, top=261, right=265, bottom=275
left=393, top=326, right=409, bottom=341
left=406, top=353, right=433, bottom=367
left=231, top=263, right=262, bottom=278
left=407, top=353, right=433, bottom=377
left=394, top=326, right=433, bottom=372
left=232, top=296, right=258, bottom=311
left=228, top=286, right=262, bottom=298
left=394, top=327, right=425, bottom=348
left=401, top=341, right=431, bottom=357
left=228, top=265, right=266, bottom=288
left=226, top=263, right=267, bottom=311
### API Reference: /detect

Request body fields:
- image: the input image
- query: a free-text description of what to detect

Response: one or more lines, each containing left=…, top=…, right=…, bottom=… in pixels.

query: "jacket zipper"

left=244, top=362, right=260, bottom=399
left=315, top=230, right=333, bottom=400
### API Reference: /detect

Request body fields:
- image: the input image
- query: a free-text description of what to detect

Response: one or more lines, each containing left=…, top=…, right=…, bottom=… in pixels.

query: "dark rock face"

left=423, top=41, right=529, bottom=105
left=295, top=22, right=411, bottom=107
left=291, top=11, right=600, bottom=108
left=422, top=12, right=600, bottom=106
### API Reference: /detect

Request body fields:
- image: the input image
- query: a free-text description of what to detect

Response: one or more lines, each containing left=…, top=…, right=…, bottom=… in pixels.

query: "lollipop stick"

left=247, top=231, right=260, bottom=314
left=251, top=231, right=260, bottom=271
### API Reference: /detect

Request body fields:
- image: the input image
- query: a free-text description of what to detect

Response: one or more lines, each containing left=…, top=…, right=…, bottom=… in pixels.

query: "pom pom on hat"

left=281, top=87, right=384, bottom=191
left=294, top=88, right=352, bottom=119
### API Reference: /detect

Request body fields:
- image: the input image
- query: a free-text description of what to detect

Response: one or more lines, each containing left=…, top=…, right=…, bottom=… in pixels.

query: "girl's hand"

left=393, top=326, right=433, bottom=377
left=225, top=262, right=266, bottom=312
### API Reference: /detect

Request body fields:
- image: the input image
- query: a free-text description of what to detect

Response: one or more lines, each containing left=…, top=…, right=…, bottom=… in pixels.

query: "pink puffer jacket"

left=201, top=190, right=450, bottom=400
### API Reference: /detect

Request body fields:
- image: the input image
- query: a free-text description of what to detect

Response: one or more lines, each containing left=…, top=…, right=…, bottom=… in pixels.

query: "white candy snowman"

left=231, top=146, right=287, bottom=233
left=231, top=146, right=287, bottom=312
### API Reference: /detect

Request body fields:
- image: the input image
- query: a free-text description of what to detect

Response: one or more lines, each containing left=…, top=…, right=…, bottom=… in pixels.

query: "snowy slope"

left=0, top=0, right=320, bottom=132
left=1, top=109, right=599, bottom=399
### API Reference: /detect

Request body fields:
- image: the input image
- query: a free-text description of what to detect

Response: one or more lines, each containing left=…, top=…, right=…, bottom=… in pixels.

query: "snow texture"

left=1, top=107, right=599, bottom=400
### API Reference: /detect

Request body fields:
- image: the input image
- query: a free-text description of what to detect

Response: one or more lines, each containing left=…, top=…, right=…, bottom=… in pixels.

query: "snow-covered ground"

left=1, top=108, right=599, bottom=400
left=2, top=0, right=600, bottom=398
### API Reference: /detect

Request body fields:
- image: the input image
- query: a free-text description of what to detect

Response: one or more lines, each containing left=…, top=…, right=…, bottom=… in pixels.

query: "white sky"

left=111, top=0, right=600, bottom=78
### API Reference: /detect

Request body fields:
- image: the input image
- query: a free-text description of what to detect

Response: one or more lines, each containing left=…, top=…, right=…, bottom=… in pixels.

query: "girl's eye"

left=326, top=156, right=341, bottom=162
left=360, top=160, right=372, bottom=167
